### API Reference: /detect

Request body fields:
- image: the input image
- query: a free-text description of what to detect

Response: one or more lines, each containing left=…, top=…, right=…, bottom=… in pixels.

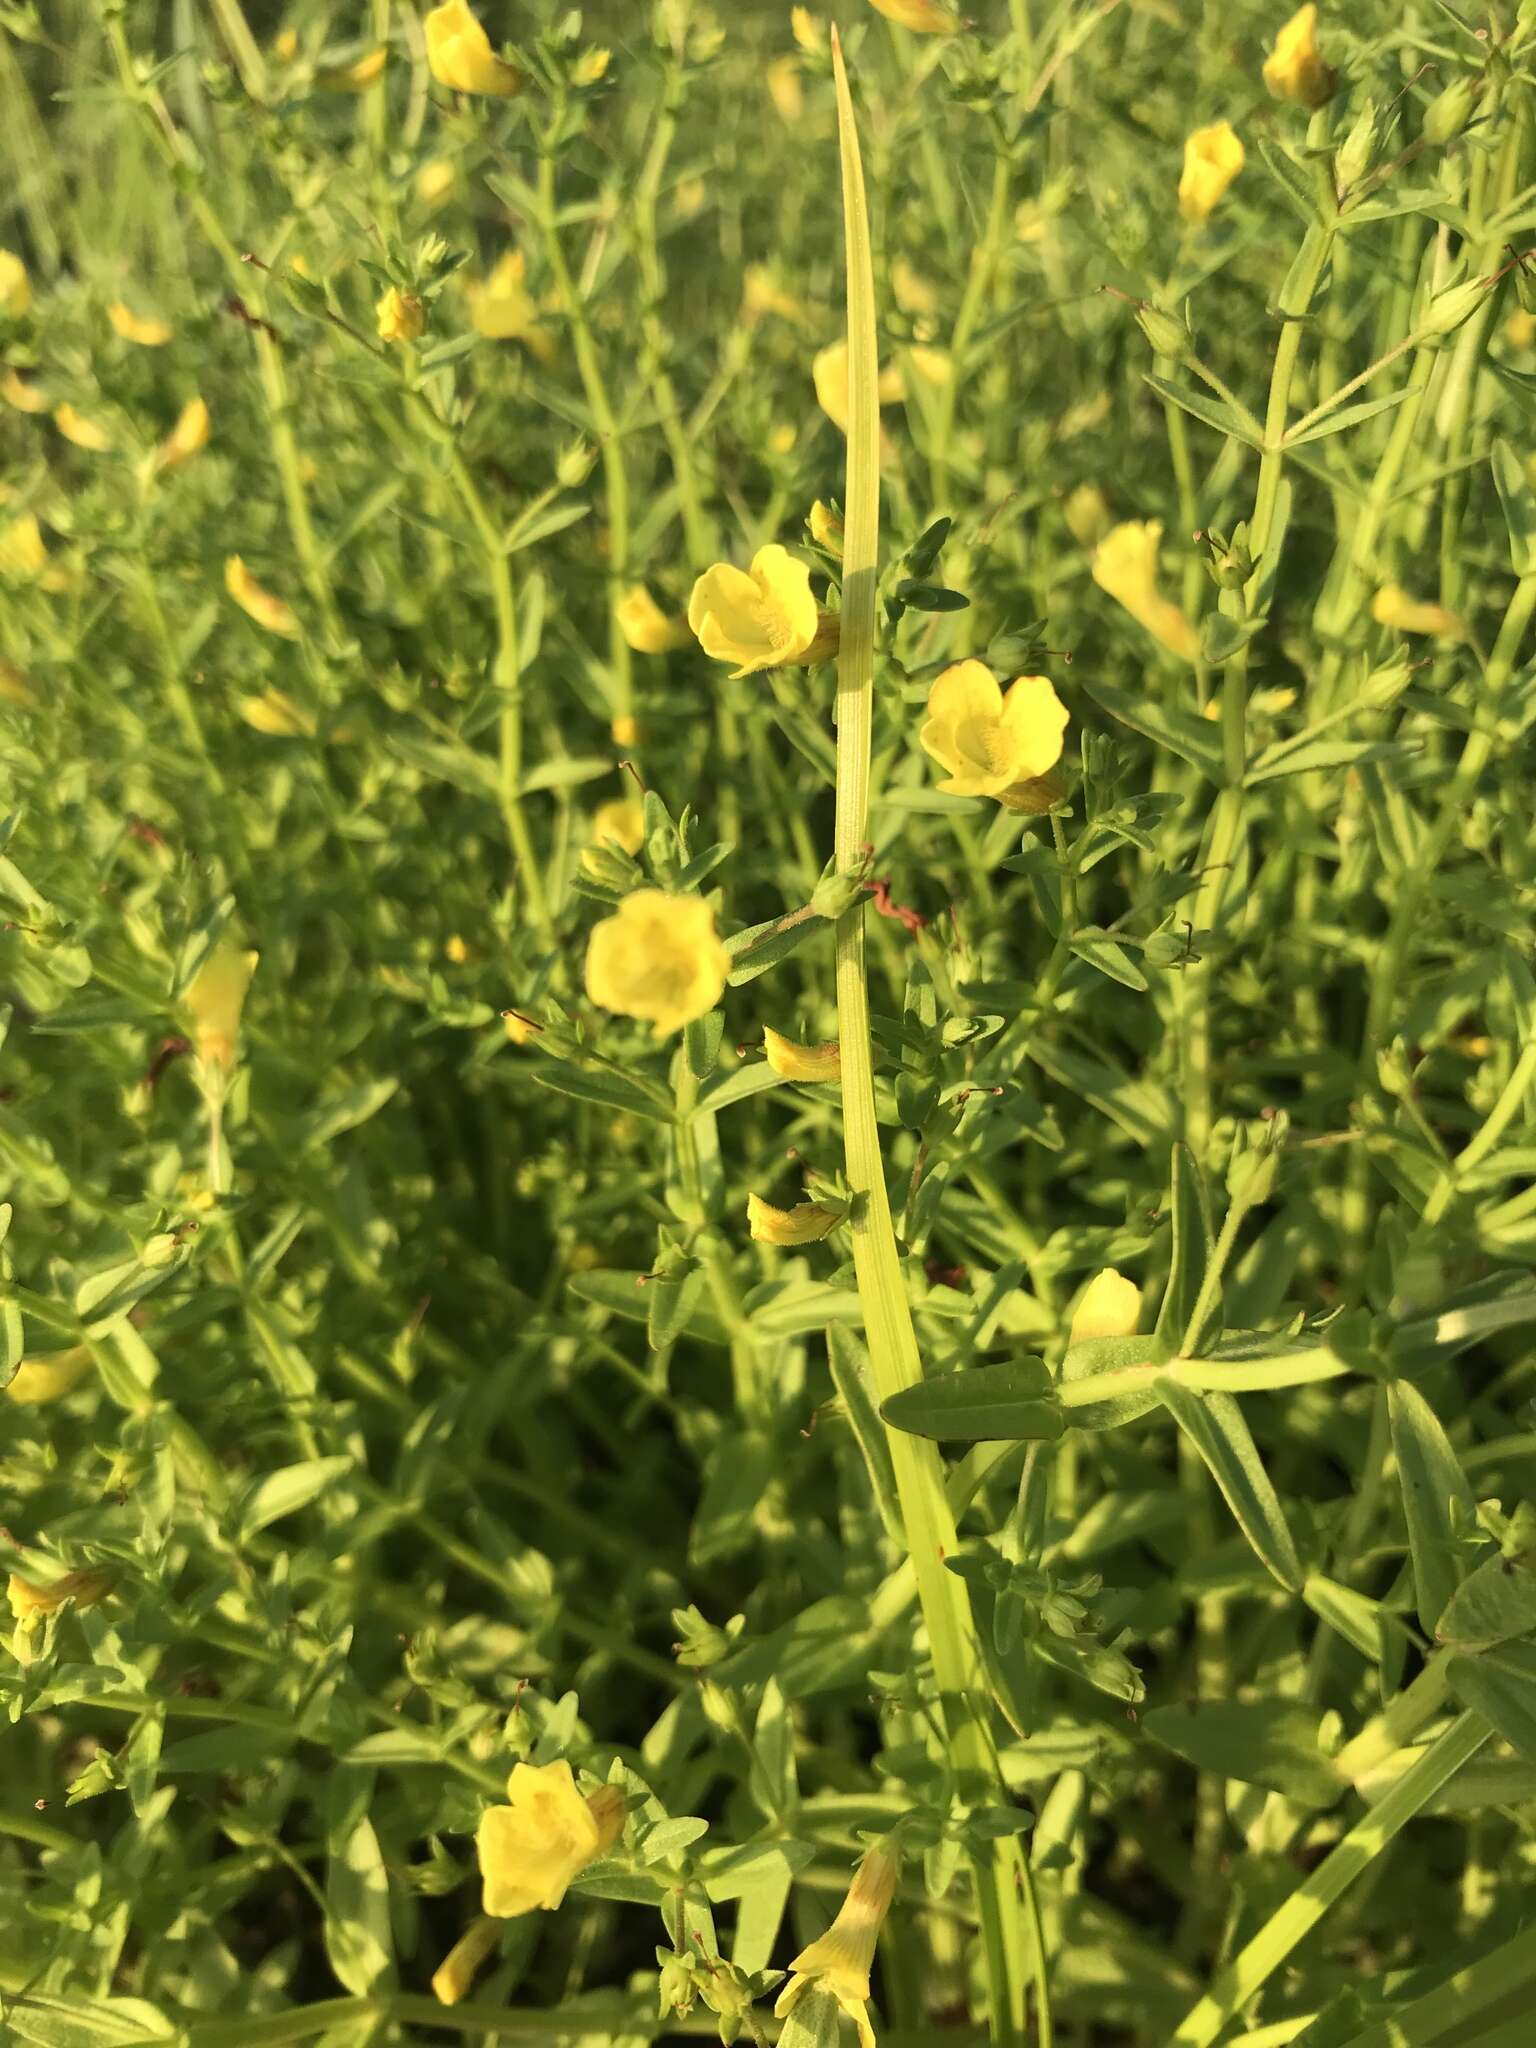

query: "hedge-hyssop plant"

left=4, top=1, right=1536, bottom=2044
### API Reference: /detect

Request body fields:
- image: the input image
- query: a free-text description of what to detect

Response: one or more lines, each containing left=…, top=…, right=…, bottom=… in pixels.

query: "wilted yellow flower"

left=1092, top=521, right=1200, bottom=662
left=1371, top=584, right=1462, bottom=637
left=591, top=797, right=645, bottom=856
left=0, top=513, right=50, bottom=579
left=239, top=688, right=316, bottom=737
left=54, top=402, right=112, bottom=452
left=774, top=1841, right=901, bottom=2048
left=920, top=660, right=1070, bottom=805
left=1069, top=1268, right=1141, bottom=1344
left=8, top=1567, right=112, bottom=1623
left=318, top=45, right=388, bottom=90
left=688, top=543, right=835, bottom=677
left=616, top=586, right=691, bottom=654
left=153, top=396, right=211, bottom=474
left=868, top=0, right=960, bottom=31
left=586, top=890, right=730, bottom=1036
left=424, top=0, right=523, bottom=96
left=467, top=250, right=555, bottom=360
left=377, top=286, right=426, bottom=344
left=5, top=1347, right=93, bottom=1405
left=225, top=555, right=300, bottom=637
left=791, top=7, right=825, bottom=53
left=763, top=1027, right=840, bottom=1082
left=747, top=1192, right=842, bottom=1245
left=476, top=1760, right=624, bottom=1918
left=767, top=56, right=804, bottom=124
left=809, top=499, right=844, bottom=556
left=1, top=368, right=48, bottom=413
left=1064, top=483, right=1111, bottom=549
left=1179, top=122, right=1245, bottom=225
left=0, top=249, right=30, bottom=316
left=418, top=158, right=458, bottom=208
left=1263, top=6, right=1334, bottom=109
left=108, top=300, right=172, bottom=346
left=813, top=339, right=905, bottom=433
left=185, top=938, right=258, bottom=1071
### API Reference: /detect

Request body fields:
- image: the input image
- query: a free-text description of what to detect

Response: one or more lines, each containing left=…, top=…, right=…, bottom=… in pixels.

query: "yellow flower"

left=274, top=27, right=300, bottom=60
left=5, top=1347, right=93, bottom=1406
left=891, top=256, right=939, bottom=317
left=908, top=345, right=951, bottom=385
left=919, top=660, right=1070, bottom=804
left=377, top=286, right=426, bottom=344
left=1371, top=584, right=1462, bottom=637
left=809, top=500, right=844, bottom=556
left=813, top=339, right=905, bottom=433
left=591, top=797, right=646, bottom=856
left=1063, top=483, right=1111, bottom=549
left=868, top=0, right=960, bottom=31
left=586, top=891, right=730, bottom=1037
left=742, top=264, right=808, bottom=326
left=318, top=46, right=389, bottom=91
left=1, top=368, right=48, bottom=413
left=616, top=586, right=691, bottom=654
left=573, top=47, right=610, bottom=86
left=466, top=251, right=555, bottom=360
left=238, top=688, right=316, bottom=737
left=184, top=938, right=258, bottom=1071
left=767, top=56, right=804, bottom=124
left=688, top=543, right=834, bottom=677
left=1069, top=1268, right=1141, bottom=1344
left=475, top=1760, right=624, bottom=1918
left=1263, top=6, right=1334, bottom=109
left=7, top=1568, right=112, bottom=1623
left=225, top=555, right=300, bottom=637
left=1179, top=122, right=1245, bottom=226
left=504, top=1010, right=538, bottom=1046
left=108, top=300, right=173, bottom=346
left=774, top=1842, right=901, bottom=2048
left=763, top=1028, right=840, bottom=1082
left=1092, top=521, right=1200, bottom=662
left=418, top=158, right=459, bottom=207
left=747, top=1192, right=843, bottom=1245
left=54, top=402, right=112, bottom=452
left=791, top=8, right=825, bottom=53
left=424, top=0, right=523, bottom=96
left=611, top=712, right=641, bottom=748
left=154, top=396, right=211, bottom=473
left=0, top=249, right=30, bottom=316
left=0, top=513, right=50, bottom=579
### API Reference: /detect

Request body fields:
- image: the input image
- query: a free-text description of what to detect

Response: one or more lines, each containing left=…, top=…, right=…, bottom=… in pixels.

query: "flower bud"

left=1423, top=74, right=1481, bottom=147
left=763, top=1028, right=841, bottom=1082
left=808, top=498, right=844, bottom=556
left=1421, top=275, right=1489, bottom=340
left=1334, top=98, right=1381, bottom=192
left=1136, top=301, right=1191, bottom=360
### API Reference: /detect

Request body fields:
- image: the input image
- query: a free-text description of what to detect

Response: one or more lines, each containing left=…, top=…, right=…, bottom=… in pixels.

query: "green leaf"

left=725, top=908, right=830, bottom=986
left=1246, top=737, right=1406, bottom=784
left=1143, top=1699, right=1342, bottom=1805
left=1156, top=1379, right=1303, bottom=1589
left=1069, top=929, right=1148, bottom=992
left=1491, top=437, right=1536, bottom=574
left=1388, top=1378, right=1476, bottom=1634
left=324, top=1804, right=394, bottom=1996
left=237, top=1455, right=353, bottom=1540
left=3, top=1997, right=172, bottom=2048
left=529, top=1063, right=674, bottom=1122
left=827, top=1324, right=903, bottom=1547
left=568, top=1268, right=727, bottom=1345
left=1083, top=677, right=1223, bottom=779
left=1155, top=1142, right=1213, bottom=1349
left=881, top=1359, right=1065, bottom=1443
left=639, top=1815, right=710, bottom=1865
left=1257, top=137, right=1321, bottom=224
left=296, top=1078, right=399, bottom=1149
left=1435, top=1544, right=1536, bottom=1651
left=1144, top=372, right=1264, bottom=450
left=1446, top=1644, right=1536, bottom=1768
left=1283, top=390, right=1413, bottom=448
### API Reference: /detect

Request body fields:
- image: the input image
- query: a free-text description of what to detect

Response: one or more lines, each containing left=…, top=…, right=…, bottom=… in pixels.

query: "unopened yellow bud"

left=418, top=158, right=458, bottom=208
left=1263, top=6, right=1334, bottom=110
left=617, top=586, right=691, bottom=654
left=376, top=287, right=425, bottom=345
left=424, top=0, right=524, bottom=96
left=610, top=712, right=641, bottom=749
left=318, top=46, right=388, bottom=91
left=573, top=47, right=611, bottom=86
left=763, top=1027, right=841, bottom=1082
left=1063, top=483, right=1111, bottom=549
left=1069, top=1268, right=1141, bottom=1343
left=8, top=1567, right=112, bottom=1624
left=1179, top=122, right=1244, bottom=225
left=432, top=1917, right=501, bottom=2006
left=767, top=56, right=804, bottom=124
left=225, top=556, right=300, bottom=637
left=808, top=500, right=844, bottom=556
left=184, top=938, right=258, bottom=1071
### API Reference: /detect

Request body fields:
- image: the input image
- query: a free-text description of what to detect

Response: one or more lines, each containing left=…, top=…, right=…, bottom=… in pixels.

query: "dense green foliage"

left=5, top=4, right=1536, bottom=2046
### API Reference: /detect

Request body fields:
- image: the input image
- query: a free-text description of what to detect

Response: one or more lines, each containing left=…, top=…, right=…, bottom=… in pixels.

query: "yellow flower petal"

left=0, top=248, right=30, bottom=317
left=7, top=1568, right=112, bottom=1622
left=1179, top=122, right=1244, bottom=226
left=747, top=1192, right=842, bottom=1245
left=54, top=402, right=112, bottom=452
left=616, top=586, right=691, bottom=654
left=1263, top=6, right=1334, bottom=110
left=5, top=1346, right=93, bottom=1405
left=585, top=890, right=730, bottom=1037
left=185, top=938, right=258, bottom=1071
left=1370, top=583, right=1462, bottom=637
left=687, top=544, right=822, bottom=677
left=1, top=368, right=49, bottom=413
left=376, top=287, right=425, bottom=344
left=868, top=0, right=961, bottom=31
left=156, top=396, right=211, bottom=472
left=318, top=46, right=389, bottom=91
left=108, top=300, right=173, bottom=346
left=475, top=1761, right=623, bottom=1919
left=920, top=660, right=1068, bottom=800
left=1069, top=1268, right=1141, bottom=1343
left=1091, top=521, right=1200, bottom=661
left=238, top=688, right=316, bottom=737
left=763, top=1028, right=841, bottom=1082
left=591, top=797, right=645, bottom=856
left=466, top=250, right=555, bottom=358
left=424, top=0, right=524, bottom=96
left=225, top=555, right=300, bottom=637
left=0, top=513, right=50, bottom=579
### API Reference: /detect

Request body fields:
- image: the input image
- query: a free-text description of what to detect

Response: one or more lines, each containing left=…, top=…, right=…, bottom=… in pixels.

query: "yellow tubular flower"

left=763, top=1028, right=841, bottom=1083
left=54, top=403, right=112, bottom=452
left=688, top=543, right=831, bottom=677
left=185, top=938, right=259, bottom=1072
left=1371, top=584, right=1462, bottom=637
left=775, top=1841, right=901, bottom=2048
left=239, top=689, right=317, bottom=737
left=475, top=1760, right=624, bottom=1918
left=7, top=1568, right=112, bottom=1623
left=1092, top=521, right=1200, bottom=661
left=225, top=555, right=300, bottom=637
left=376, top=286, right=426, bottom=344
left=108, top=301, right=173, bottom=346
left=747, top=1192, right=843, bottom=1245
left=318, top=46, right=389, bottom=90
left=1069, top=1268, right=1141, bottom=1344
left=2, top=369, right=49, bottom=413
left=591, top=797, right=645, bottom=856
left=616, top=586, right=691, bottom=654
left=0, top=513, right=50, bottom=579
left=424, top=0, right=524, bottom=95
left=1263, top=6, right=1334, bottom=109
left=585, top=891, right=730, bottom=1037
left=5, top=1346, right=93, bottom=1405
left=156, top=396, right=211, bottom=473
left=791, top=7, right=825, bottom=53
left=868, top=0, right=961, bottom=31
left=0, top=249, right=30, bottom=316
left=431, top=1916, right=501, bottom=2006
left=466, top=251, right=555, bottom=360
left=1179, top=122, right=1245, bottom=225
left=919, top=660, right=1070, bottom=802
